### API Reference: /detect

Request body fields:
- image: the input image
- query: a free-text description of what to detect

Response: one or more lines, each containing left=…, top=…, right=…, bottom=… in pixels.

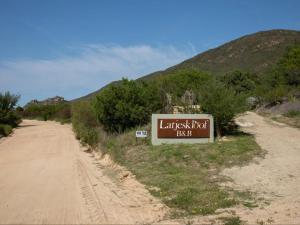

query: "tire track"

left=77, top=159, right=108, bottom=223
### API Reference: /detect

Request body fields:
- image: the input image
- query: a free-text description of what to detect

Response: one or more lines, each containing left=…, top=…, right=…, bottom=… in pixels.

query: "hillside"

left=71, top=81, right=121, bottom=103
left=73, top=29, right=300, bottom=101
left=142, top=29, right=300, bottom=79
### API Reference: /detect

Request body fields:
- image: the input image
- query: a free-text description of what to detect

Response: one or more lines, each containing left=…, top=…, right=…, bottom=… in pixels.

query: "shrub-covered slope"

left=73, top=29, right=300, bottom=102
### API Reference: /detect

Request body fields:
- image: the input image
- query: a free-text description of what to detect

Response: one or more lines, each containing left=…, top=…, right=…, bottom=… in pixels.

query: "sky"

left=0, top=0, right=300, bottom=106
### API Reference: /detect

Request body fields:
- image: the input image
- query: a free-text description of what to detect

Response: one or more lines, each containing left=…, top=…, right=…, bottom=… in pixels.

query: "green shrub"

left=284, top=110, right=300, bottom=118
left=0, top=124, right=13, bottom=137
left=23, top=103, right=71, bottom=122
left=253, top=45, right=300, bottom=104
left=220, top=70, right=257, bottom=95
left=263, top=85, right=287, bottom=104
left=154, top=69, right=212, bottom=102
left=0, top=91, right=21, bottom=128
left=94, top=78, right=162, bottom=133
left=71, top=101, right=99, bottom=147
left=278, top=44, right=300, bottom=86
left=200, top=80, right=248, bottom=137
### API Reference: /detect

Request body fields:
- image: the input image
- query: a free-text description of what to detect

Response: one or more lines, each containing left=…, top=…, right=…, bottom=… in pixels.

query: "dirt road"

left=0, top=120, right=166, bottom=224
left=222, top=112, right=300, bottom=224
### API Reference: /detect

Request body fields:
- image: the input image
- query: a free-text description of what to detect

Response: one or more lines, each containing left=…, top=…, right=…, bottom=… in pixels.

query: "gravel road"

left=222, top=112, right=300, bottom=224
left=0, top=120, right=166, bottom=224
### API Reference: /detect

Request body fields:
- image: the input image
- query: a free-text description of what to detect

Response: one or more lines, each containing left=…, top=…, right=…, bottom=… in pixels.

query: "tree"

left=220, top=70, right=256, bottom=94
left=0, top=91, right=21, bottom=127
left=200, top=80, right=248, bottom=138
left=93, top=78, right=162, bottom=132
left=278, top=44, right=300, bottom=86
left=253, top=45, right=300, bottom=104
left=157, top=69, right=212, bottom=103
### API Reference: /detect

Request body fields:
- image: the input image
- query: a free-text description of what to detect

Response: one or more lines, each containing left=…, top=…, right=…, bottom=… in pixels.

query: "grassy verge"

left=99, top=127, right=263, bottom=217
left=271, top=110, right=300, bottom=128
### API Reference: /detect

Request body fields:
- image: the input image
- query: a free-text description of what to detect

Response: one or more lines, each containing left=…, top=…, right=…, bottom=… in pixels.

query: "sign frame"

left=151, top=114, right=214, bottom=145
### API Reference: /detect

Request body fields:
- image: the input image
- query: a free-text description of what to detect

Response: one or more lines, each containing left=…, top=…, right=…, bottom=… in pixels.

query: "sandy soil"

left=0, top=120, right=166, bottom=224
left=221, top=112, right=300, bottom=224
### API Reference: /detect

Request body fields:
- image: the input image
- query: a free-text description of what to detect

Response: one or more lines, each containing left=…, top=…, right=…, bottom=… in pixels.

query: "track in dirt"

left=0, top=120, right=166, bottom=224
left=222, top=112, right=300, bottom=224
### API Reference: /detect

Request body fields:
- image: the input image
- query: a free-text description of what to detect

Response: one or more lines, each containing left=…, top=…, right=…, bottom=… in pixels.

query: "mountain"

left=72, top=81, right=120, bottom=102
left=73, top=29, right=300, bottom=101
left=24, top=96, right=67, bottom=108
left=142, top=29, right=300, bottom=79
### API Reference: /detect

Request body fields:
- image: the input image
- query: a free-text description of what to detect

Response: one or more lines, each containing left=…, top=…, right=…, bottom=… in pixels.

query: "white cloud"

left=0, top=44, right=195, bottom=105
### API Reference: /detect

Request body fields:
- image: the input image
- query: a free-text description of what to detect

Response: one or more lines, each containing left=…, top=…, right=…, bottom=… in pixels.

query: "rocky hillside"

left=24, top=96, right=67, bottom=108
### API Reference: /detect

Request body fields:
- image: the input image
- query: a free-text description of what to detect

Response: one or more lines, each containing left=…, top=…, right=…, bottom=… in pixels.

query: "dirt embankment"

left=0, top=120, right=166, bottom=224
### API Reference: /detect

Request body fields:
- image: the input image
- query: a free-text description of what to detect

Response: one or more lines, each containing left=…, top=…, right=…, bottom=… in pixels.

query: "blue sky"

left=1, top=0, right=300, bottom=105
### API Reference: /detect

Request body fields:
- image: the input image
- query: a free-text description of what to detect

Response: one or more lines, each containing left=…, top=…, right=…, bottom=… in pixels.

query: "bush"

left=155, top=69, right=212, bottom=101
left=284, top=110, right=300, bottom=118
left=264, top=85, right=287, bottom=104
left=200, top=80, right=248, bottom=137
left=0, top=92, right=21, bottom=128
left=278, top=44, right=300, bottom=86
left=220, top=70, right=256, bottom=94
left=94, top=78, right=162, bottom=133
left=0, top=124, right=13, bottom=137
left=71, top=101, right=99, bottom=147
left=23, top=103, right=71, bottom=122
left=253, top=45, right=300, bottom=104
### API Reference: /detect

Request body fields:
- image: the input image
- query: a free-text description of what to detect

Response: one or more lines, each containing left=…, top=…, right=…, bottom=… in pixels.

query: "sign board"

left=152, top=114, right=213, bottom=145
left=136, top=130, right=147, bottom=138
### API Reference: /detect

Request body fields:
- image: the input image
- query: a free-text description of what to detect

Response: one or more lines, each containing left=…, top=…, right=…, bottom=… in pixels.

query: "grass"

left=271, top=110, right=300, bottom=128
left=99, top=127, right=263, bottom=217
left=285, top=110, right=300, bottom=118
left=219, top=216, right=244, bottom=225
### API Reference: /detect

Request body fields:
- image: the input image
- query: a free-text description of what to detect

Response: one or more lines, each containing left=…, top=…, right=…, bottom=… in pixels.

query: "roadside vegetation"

left=93, top=79, right=162, bottom=132
left=99, top=127, right=262, bottom=217
left=255, top=44, right=300, bottom=105
left=68, top=74, right=262, bottom=216
left=71, top=101, right=99, bottom=147
left=0, top=92, right=21, bottom=137
left=65, top=44, right=299, bottom=216
left=200, top=80, right=248, bottom=137
left=22, top=102, right=71, bottom=123
left=219, top=216, right=244, bottom=225
left=17, top=44, right=299, bottom=217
